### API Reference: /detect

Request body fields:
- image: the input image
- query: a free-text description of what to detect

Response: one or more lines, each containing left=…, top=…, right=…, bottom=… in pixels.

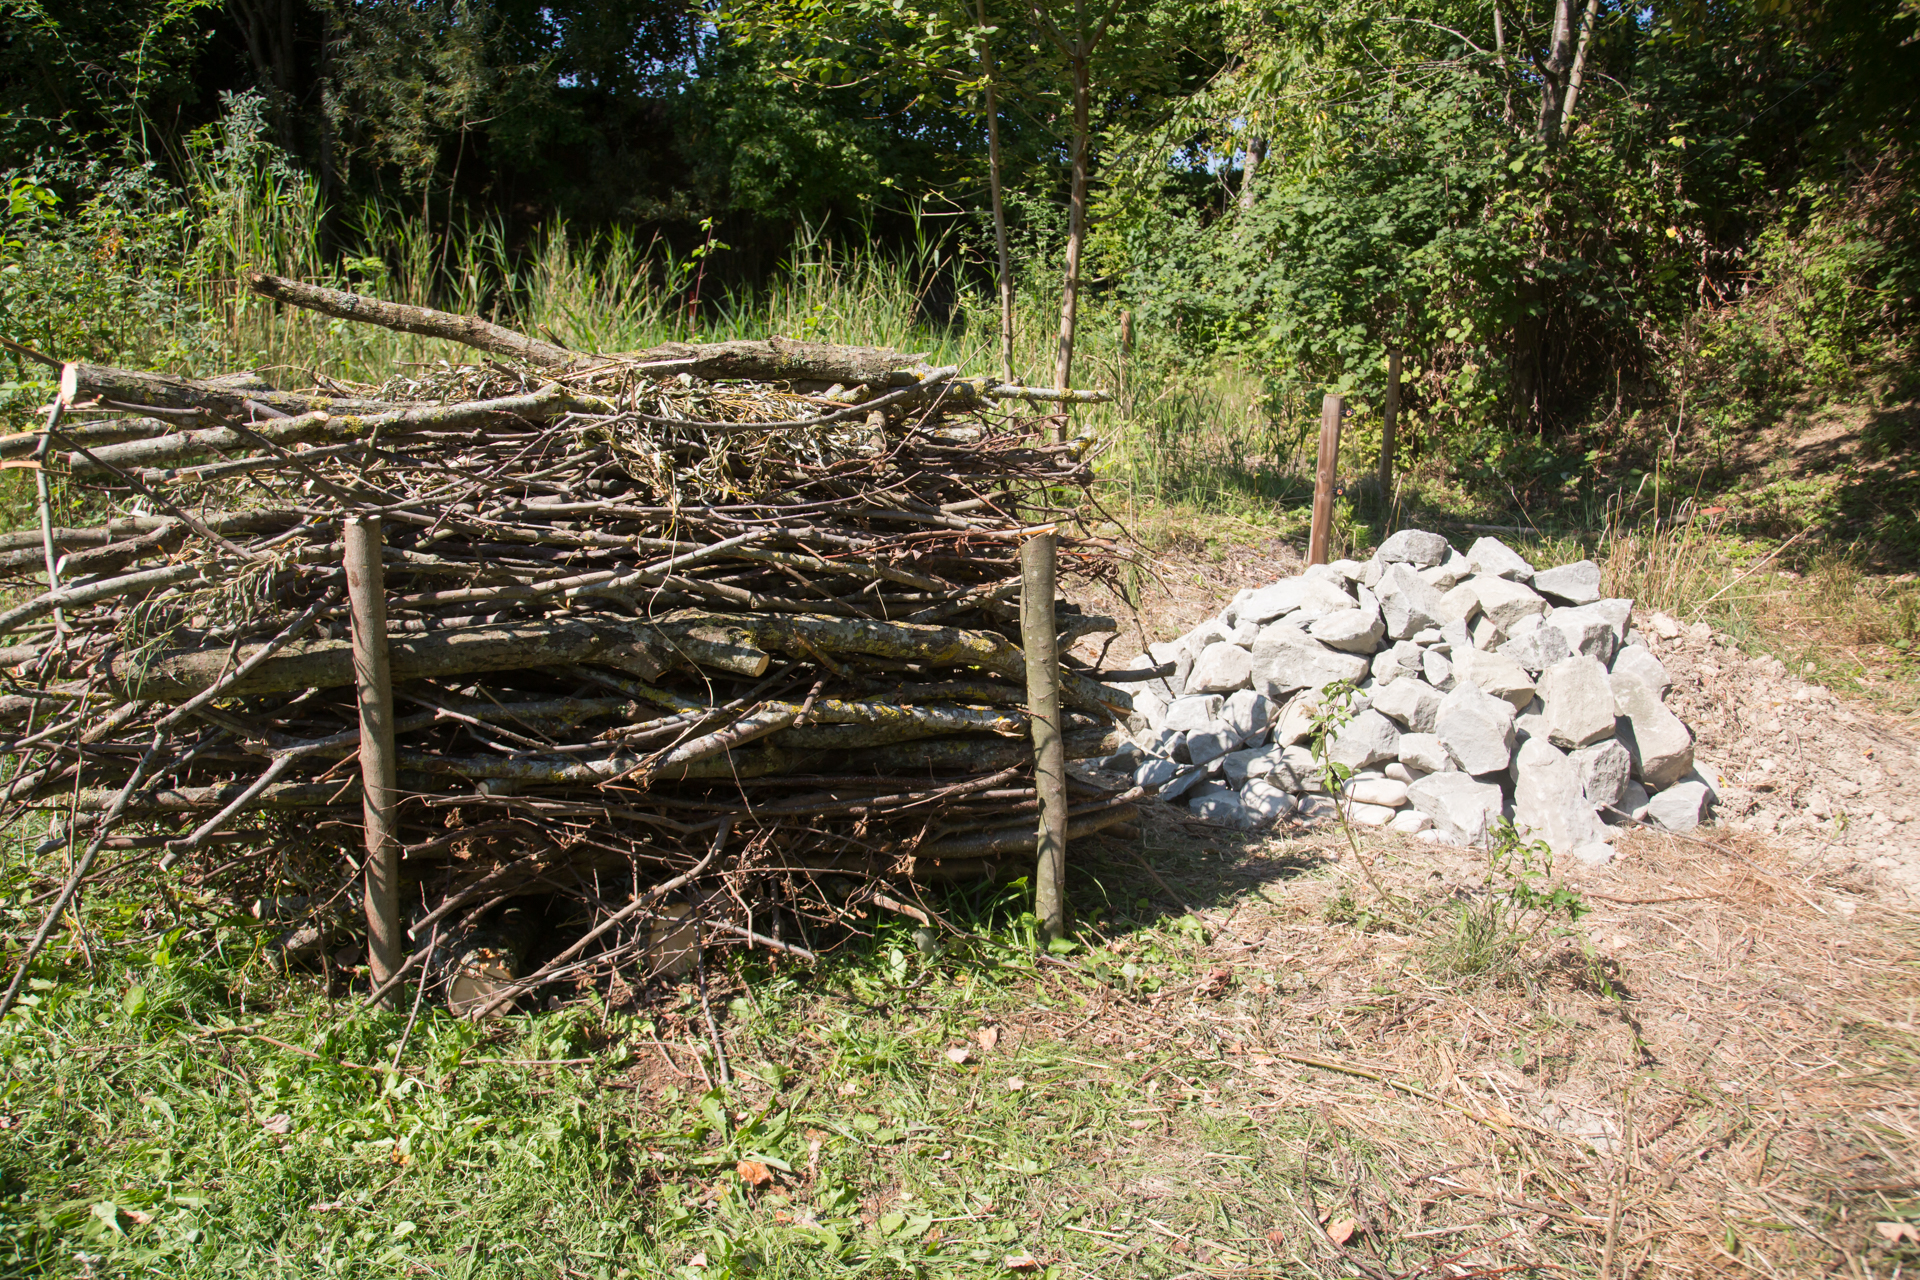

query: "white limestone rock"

left=1423, top=647, right=1456, bottom=692
left=1310, top=606, right=1387, bottom=654
left=1537, top=655, right=1616, bottom=748
left=1466, top=536, right=1535, bottom=582
left=1377, top=528, right=1453, bottom=567
left=1571, top=739, right=1632, bottom=811
left=1377, top=562, right=1447, bottom=640
left=1435, top=581, right=1482, bottom=626
left=1222, top=689, right=1276, bottom=741
left=1186, top=723, right=1241, bottom=768
left=1610, top=670, right=1695, bottom=789
left=1345, top=801, right=1399, bottom=826
left=1434, top=683, right=1519, bottom=775
left=1512, top=737, right=1610, bottom=855
left=1470, top=614, right=1504, bottom=651
left=1398, top=732, right=1452, bottom=774
left=1372, top=640, right=1425, bottom=683
left=1541, top=602, right=1625, bottom=666
left=1328, top=709, right=1402, bottom=770
left=1272, top=691, right=1322, bottom=747
left=1452, top=647, right=1538, bottom=710
left=1407, top=773, right=1506, bottom=845
left=1644, top=780, right=1710, bottom=833
left=1136, top=757, right=1181, bottom=791
left=1240, top=780, right=1297, bottom=824
left=1532, top=559, right=1602, bottom=606
left=1163, top=695, right=1225, bottom=734
left=1370, top=677, right=1442, bottom=733
left=1187, top=641, right=1254, bottom=694
left=1146, top=639, right=1193, bottom=698
left=1251, top=623, right=1373, bottom=697
left=1473, top=576, right=1550, bottom=630
left=1239, top=576, right=1356, bottom=625
left=1160, top=766, right=1208, bottom=800
left=1610, top=644, right=1670, bottom=695
left=1265, top=744, right=1319, bottom=791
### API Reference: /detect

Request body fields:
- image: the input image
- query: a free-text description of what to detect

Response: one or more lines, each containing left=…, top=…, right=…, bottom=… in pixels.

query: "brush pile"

left=0, top=273, right=1137, bottom=1010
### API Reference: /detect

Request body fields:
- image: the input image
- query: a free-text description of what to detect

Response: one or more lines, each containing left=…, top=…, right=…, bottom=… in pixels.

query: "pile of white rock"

left=1101, top=529, right=1719, bottom=864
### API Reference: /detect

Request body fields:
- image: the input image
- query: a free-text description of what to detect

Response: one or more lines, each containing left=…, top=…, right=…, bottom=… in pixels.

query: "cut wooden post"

left=345, top=515, right=401, bottom=1004
left=1308, top=393, right=1345, bottom=566
left=1020, top=529, right=1067, bottom=944
left=1377, top=351, right=1402, bottom=497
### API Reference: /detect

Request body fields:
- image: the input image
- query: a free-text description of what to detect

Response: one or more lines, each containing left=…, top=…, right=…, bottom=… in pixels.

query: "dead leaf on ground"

left=1266, top=1227, right=1286, bottom=1247
left=260, top=1114, right=292, bottom=1135
left=1326, top=1218, right=1358, bottom=1246
left=977, top=1025, right=1000, bottom=1052
left=945, top=1045, right=973, bottom=1065
left=1004, top=1252, right=1041, bottom=1271
left=735, top=1159, right=773, bottom=1188
left=1876, top=1221, right=1920, bottom=1244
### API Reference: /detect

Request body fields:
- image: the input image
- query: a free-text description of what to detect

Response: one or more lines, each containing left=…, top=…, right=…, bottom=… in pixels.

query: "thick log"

left=246, top=270, right=575, bottom=368
left=1022, top=531, right=1068, bottom=942
left=345, top=516, right=402, bottom=1002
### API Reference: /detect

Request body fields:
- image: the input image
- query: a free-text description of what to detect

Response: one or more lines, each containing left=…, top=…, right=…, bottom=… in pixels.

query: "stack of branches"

left=0, top=273, right=1142, bottom=1014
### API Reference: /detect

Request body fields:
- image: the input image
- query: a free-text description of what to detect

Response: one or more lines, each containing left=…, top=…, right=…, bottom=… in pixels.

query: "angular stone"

left=1095, top=741, right=1145, bottom=772
left=1223, top=745, right=1278, bottom=785
left=1538, top=655, right=1616, bottom=748
left=1571, top=739, right=1632, bottom=810
left=1496, top=614, right=1570, bottom=675
left=1611, top=778, right=1651, bottom=823
left=1470, top=614, right=1504, bottom=651
left=1310, top=606, right=1386, bottom=654
left=1687, top=760, right=1722, bottom=804
left=1370, top=677, right=1441, bottom=733
left=1427, top=550, right=1474, bottom=589
left=1533, top=559, right=1602, bottom=605
left=1230, top=617, right=1259, bottom=647
left=1272, top=691, right=1321, bottom=747
left=1610, top=671, right=1695, bottom=788
left=1160, top=766, right=1207, bottom=800
left=1407, top=772, right=1506, bottom=845
left=1513, top=695, right=1547, bottom=743
left=1146, top=639, right=1193, bottom=698
left=1644, top=781, right=1710, bottom=832
left=1389, top=808, right=1433, bottom=834
left=1187, top=618, right=1234, bottom=654
left=1239, top=576, right=1356, bottom=625
left=1328, top=558, right=1367, bottom=584
left=1136, top=757, right=1181, bottom=790
left=1186, top=723, right=1241, bottom=767
left=1266, top=744, right=1319, bottom=792
left=1452, top=647, right=1537, bottom=709
left=1541, top=602, right=1624, bottom=665
left=1473, top=576, right=1549, bottom=630
left=1423, top=647, right=1456, bottom=691
left=1466, top=536, right=1535, bottom=582
left=1187, top=641, right=1254, bottom=694
left=1398, top=732, right=1451, bottom=774
left=1240, top=780, right=1297, bottom=824
left=1610, top=644, right=1670, bottom=695
left=1512, top=737, right=1610, bottom=856
left=1347, top=776, right=1410, bottom=807
left=1222, top=689, right=1276, bottom=741
left=1251, top=624, right=1372, bottom=697
left=1372, top=640, right=1424, bottom=683
left=1377, top=562, right=1446, bottom=640
left=1164, top=695, right=1225, bottom=734
left=1377, top=528, right=1452, bottom=567
left=1435, top=683, right=1518, bottom=775
left=1190, top=790, right=1258, bottom=828
left=1328, top=709, right=1401, bottom=770
left=1435, top=581, right=1482, bottom=625
left=1572, top=842, right=1616, bottom=867
left=1128, top=685, right=1168, bottom=731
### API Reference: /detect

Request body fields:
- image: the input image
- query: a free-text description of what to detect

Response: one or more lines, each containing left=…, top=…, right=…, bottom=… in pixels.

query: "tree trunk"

left=1237, top=137, right=1268, bottom=212
left=1536, top=0, right=1577, bottom=147
left=1052, top=36, right=1091, bottom=437
left=979, top=0, right=1017, bottom=385
left=1560, top=0, right=1602, bottom=133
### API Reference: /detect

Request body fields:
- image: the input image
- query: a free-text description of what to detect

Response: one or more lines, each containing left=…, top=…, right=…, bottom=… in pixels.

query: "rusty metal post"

left=345, top=515, right=401, bottom=1004
left=1308, top=393, right=1345, bottom=566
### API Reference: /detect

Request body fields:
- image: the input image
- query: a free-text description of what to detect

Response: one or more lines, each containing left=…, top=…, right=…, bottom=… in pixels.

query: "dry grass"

left=1015, top=811, right=1920, bottom=1278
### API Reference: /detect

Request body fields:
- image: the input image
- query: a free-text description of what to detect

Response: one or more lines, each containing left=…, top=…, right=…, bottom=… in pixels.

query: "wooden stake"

left=1020, top=529, right=1067, bottom=944
left=1377, top=351, right=1401, bottom=498
left=345, top=515, right=401, bottom=1004
left=1308, top=394, right=1344, bottom=566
